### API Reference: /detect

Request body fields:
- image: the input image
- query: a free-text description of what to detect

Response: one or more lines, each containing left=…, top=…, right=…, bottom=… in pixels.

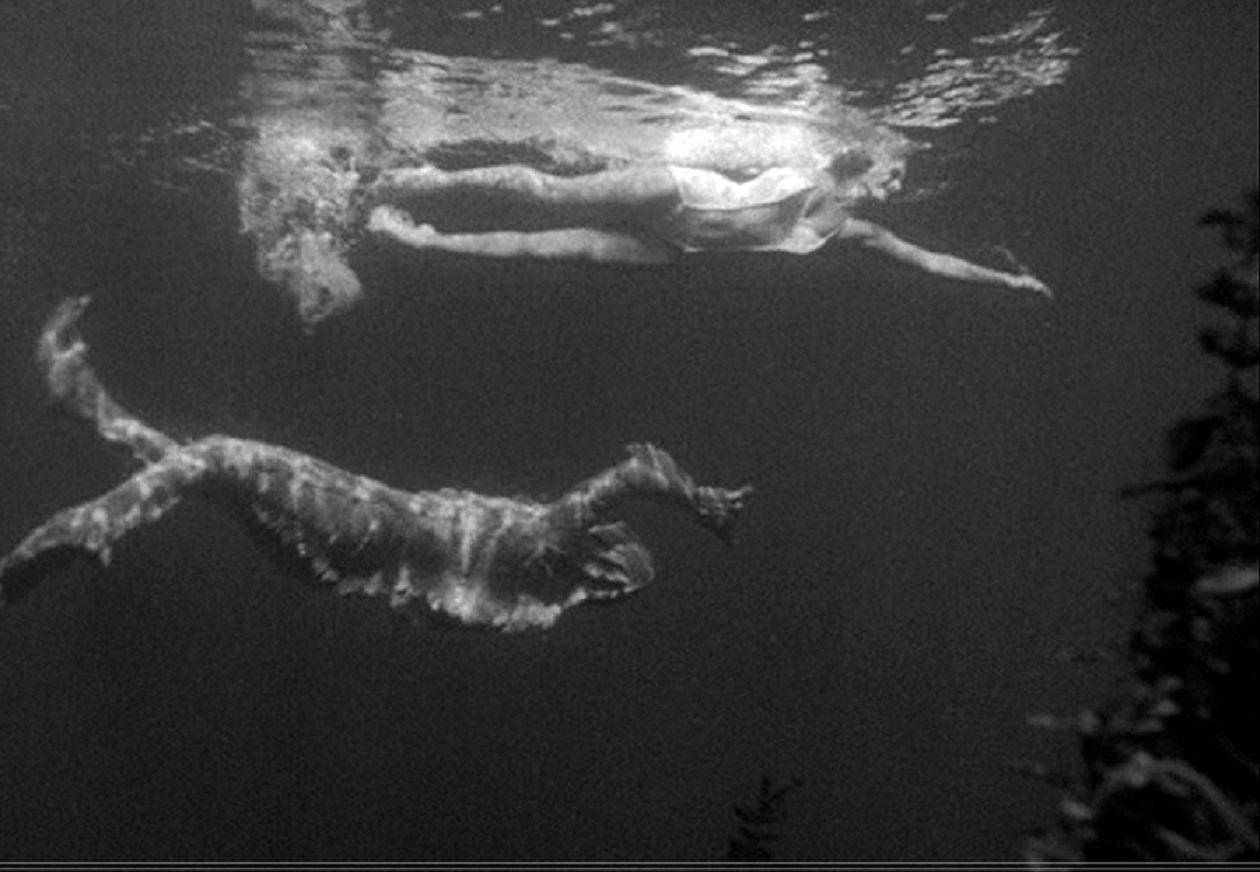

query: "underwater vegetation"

left=1018, top=191, right=1259, bottom=863
left=725, top=774, right=804, bottom=862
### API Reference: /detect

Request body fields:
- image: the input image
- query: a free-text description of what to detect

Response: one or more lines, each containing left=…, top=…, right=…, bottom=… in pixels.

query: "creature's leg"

left=0, top=445, right=216, bottom=604
left=370, top=164, right=679, bottom=215
left=0, top=433, right=414, bottom=606
left=368, top=207, right=676, bottom=264
left=2, top=298, right=206, bottom=602
left=6, top=300, right=410, bottom=605
left=548, top=443, right=752, bottom=545
left=39, top=295, right=180, bottom=463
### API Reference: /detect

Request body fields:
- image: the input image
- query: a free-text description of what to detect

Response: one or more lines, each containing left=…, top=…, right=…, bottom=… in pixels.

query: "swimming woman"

left=366, top=151, right=1052, bottom=297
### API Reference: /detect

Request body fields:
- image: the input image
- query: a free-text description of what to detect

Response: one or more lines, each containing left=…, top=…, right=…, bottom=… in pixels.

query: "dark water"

left=0, top=0, right=1255, bottom=862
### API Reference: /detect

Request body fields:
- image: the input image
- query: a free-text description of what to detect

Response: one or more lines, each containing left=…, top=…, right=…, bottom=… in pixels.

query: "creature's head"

left=514, top=520, right=656, bottom=614
left=418, top=518, right=656, bottom=632
left=288, top=231, right=364, bottom=331
left=570, top=521, right=655, bottom=603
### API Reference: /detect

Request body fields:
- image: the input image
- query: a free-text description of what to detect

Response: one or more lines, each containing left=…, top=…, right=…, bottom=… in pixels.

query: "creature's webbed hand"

left=693, top=484, right=753, bottom=545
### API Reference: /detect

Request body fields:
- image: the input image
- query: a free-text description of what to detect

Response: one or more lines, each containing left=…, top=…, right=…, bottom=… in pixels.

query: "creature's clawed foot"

left=38, top=295, right=93, bottom=405
left=0, top=506, right=111, bottom=606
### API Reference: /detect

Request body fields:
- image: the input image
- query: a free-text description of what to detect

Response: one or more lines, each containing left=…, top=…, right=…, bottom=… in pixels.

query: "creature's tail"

left=38, top=296, right=179, bottom=464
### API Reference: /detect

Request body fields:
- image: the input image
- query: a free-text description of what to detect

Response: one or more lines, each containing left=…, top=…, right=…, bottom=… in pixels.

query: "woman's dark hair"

left=827, top=149, right=875, bottom=181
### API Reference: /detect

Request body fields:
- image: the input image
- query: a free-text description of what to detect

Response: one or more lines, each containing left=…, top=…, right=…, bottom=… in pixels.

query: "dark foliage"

left=725, top=774, right=804, bottom=862
left=1019, top=191, right=1259, bottom=863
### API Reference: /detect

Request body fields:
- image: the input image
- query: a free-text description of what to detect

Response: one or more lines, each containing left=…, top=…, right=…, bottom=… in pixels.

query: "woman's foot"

left=367, top=206, right=438, bottom=246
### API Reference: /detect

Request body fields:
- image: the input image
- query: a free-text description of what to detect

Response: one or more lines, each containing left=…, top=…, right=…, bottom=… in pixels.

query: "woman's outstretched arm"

left=837, top=218, right=1053, bottom=297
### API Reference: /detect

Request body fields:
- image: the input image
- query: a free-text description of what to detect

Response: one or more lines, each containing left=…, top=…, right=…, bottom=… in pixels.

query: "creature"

left=0, top=297, right=751, bottom=631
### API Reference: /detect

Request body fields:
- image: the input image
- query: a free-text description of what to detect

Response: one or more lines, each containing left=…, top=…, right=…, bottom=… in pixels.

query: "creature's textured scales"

left=0, top=297, right=750, bottom=631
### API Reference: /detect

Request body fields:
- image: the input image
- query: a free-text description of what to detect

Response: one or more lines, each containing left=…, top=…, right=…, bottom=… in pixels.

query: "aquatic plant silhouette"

left=725, top=774, right=803, bottom=862
left=1018, top=191, right=1259, bottom=863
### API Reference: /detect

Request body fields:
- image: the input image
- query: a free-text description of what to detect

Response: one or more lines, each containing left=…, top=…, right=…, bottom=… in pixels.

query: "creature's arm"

left=837, top=218, right=1053, bottom=297
left=392, top=443, right=751, bottom=631
left=368, top=206, right=677, bottom=265
left=548, top=442, right=751, bottom=545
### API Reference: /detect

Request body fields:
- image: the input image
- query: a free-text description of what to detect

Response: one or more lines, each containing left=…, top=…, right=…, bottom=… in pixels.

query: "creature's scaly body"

left=1, top=298, right=750, bottom=631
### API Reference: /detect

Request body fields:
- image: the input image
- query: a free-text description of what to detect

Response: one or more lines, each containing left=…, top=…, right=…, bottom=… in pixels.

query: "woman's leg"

left=368, top=206, right=678, bottom=264
left=370, top=164, right=679, bottom=216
